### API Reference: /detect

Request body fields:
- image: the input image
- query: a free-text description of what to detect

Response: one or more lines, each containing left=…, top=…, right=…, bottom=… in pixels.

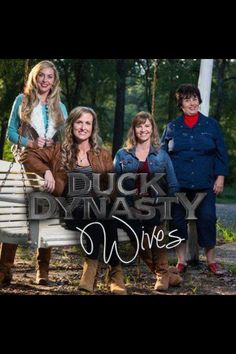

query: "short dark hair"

left=175, top=84, right=202, bottom=109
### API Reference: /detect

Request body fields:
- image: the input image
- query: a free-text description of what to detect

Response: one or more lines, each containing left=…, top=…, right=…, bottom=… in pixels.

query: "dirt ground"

left=1, top=242, right=236, bottom=296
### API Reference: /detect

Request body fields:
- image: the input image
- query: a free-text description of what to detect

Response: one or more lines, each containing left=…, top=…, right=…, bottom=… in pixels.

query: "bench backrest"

left=0, top=159, right=130, bottom=248
left=0, top=159, right=44, bottom=245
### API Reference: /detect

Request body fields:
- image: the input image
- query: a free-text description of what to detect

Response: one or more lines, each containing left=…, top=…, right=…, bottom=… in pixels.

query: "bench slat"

left=0, top=202, right=25, bottom=207
left=0, top=221, right=28, bottom=228
left=0, top=226, right=28, bottom=234
left=0, top=159, right=24, bottom=171
left=0, top=207, right=27, bottom=213
left=0, top=196, right=28, bottom=204
left=0, top=180, right=43, bottom=187
left=0, top=175, right=42, bottom=180
left=0, top=214, right=27, bottom=221
left=0, top=187, right=38, bottom=193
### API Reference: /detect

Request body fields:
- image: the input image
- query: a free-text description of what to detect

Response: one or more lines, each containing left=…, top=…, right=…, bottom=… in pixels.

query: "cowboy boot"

left=130, top=236, right=155, bottom=273
left=151, top=245, right=183, bottom=287
left=138, top=234, right=156, bottom=273
left=0, top=243, right=18, bottom=285
left=35, top=247, right=51, bottom=285
left=107, top=264, right=127, bottom=295
left=79, top=258, right=99, bottom=293
left=168, top=266, right=183, bottom=286
left=152, top=245, right=169, bottom=291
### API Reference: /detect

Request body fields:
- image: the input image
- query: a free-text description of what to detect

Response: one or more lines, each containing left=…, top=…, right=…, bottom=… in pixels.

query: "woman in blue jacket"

left=0, top=60, right=68, bottom=287
left=161, top=84, right=228, bottom=275
left=114, top=111, right=182, bottom=291
left=8, top=60, right=68, bottom=150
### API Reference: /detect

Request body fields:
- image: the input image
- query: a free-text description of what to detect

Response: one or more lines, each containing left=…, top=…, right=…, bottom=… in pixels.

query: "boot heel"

left=108, top=264, right=127, bottom=295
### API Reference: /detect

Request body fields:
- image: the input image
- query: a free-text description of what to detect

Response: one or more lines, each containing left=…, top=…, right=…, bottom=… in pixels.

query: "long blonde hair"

left=61, top=106, right=102, bottom=172
left=124, top=111, right=160, bottom=150
left=21, top=60, right=64, bottom=127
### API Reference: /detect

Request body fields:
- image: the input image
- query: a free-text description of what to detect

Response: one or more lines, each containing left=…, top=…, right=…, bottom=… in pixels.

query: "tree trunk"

left=112, top=59, right=126, bottom=158
left=186, top=59, right=214, bottom=263
left=167, top=60, right=176, bottom=121
left=72, top=60, right=85, bottom=109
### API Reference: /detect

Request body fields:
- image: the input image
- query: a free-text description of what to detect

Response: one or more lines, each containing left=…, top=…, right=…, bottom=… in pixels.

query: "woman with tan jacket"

left=22, top=106, right=127, bottom=295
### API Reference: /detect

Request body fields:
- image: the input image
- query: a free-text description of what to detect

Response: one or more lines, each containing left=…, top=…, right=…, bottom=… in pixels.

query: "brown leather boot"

left=35, top=248, right=51, bottom=285
left=137, top=235, right=155, bottom=273
left=152, top=246, right=169, bottom=291
left=0, top=243, right=18, bottom=285
left=168, top=266, right=183, bottom=286
left=130, top=235, right=155, bottom=273
left=154, top=271, right=169, bottom=291
left=79, top=258, right=99, bottom=293
left=108, top=264, right=127, bottom=295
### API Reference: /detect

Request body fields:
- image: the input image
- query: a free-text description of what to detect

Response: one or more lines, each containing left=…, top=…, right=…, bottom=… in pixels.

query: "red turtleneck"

left=184, top=113, right=199, bottom=128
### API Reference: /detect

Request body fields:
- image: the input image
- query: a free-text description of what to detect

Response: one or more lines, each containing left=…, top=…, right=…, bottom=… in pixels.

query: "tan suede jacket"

left=21, top=143, right=114, bottom=197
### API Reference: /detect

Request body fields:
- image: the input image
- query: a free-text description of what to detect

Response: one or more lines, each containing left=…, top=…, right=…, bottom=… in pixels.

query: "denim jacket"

left=113, top=146, right=179, bottom=205
left=160, top=113, right=229, bottom=189
left=7, top=94, right=68, bottom=147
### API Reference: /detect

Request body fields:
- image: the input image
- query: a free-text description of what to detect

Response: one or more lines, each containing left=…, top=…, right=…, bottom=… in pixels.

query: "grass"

left=227, top=264, right=236, bottom=275
left=17, top=245, right=35, bottom=262
left=217, top=222, right=236, bottom=243
left=220, top=261, right=236, bottom=274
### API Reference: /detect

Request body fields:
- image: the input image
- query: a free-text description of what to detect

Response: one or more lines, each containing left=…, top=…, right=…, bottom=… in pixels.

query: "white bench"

left=0, top=159, right=130, bottom=248
left=0, top=159, right=201, bottom=263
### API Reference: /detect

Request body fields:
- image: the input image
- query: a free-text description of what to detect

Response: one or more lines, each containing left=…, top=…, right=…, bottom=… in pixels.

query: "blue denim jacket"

left=113, top=146, right=179, bottom=201
left=7, top=94, right=68, bottom=147
left=160, top=113, right=229, bottom=189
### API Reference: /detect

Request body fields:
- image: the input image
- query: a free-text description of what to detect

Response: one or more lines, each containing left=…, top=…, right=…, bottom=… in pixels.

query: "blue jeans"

left=170, top=189, right=216, bottom=248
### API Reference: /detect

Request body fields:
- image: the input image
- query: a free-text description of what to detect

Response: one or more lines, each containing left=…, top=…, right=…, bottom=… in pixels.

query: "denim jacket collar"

left=177, top=112, right=208, bottom=127
left=127, top=145, right=159, bottom=158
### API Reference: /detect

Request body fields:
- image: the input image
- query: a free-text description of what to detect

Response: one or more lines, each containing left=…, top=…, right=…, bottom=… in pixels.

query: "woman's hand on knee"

left=43, top=170, right=55, bottom=193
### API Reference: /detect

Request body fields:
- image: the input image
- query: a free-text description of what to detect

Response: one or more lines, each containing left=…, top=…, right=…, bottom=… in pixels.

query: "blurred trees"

left=0, top=58, right=235, bottom=184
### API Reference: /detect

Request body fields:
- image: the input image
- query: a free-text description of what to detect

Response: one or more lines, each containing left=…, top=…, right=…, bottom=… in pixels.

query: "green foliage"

left=17, top=245, right=33, bottom=261
left=217, top=222, right=236, bottom=243
left=2, top=139, right=12, bottom=161
left=0, top=58, right=235, bottom=184
left=0, top=59, right=25, bottom=158
left=227, top=264, right=236, bottom=274
left=217, top=182, right=236, bottom=203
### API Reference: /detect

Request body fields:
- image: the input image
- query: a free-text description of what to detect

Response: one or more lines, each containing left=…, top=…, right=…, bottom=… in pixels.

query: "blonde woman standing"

left=0, top=60, right=68, bottom=286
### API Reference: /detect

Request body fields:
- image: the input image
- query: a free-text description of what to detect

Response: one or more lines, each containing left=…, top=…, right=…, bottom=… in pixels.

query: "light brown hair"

left=124, top=111, right=160, bottom=150
left=61, top=106, right=102, bottom=172
left=21, top=60, right=64, bottom=127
